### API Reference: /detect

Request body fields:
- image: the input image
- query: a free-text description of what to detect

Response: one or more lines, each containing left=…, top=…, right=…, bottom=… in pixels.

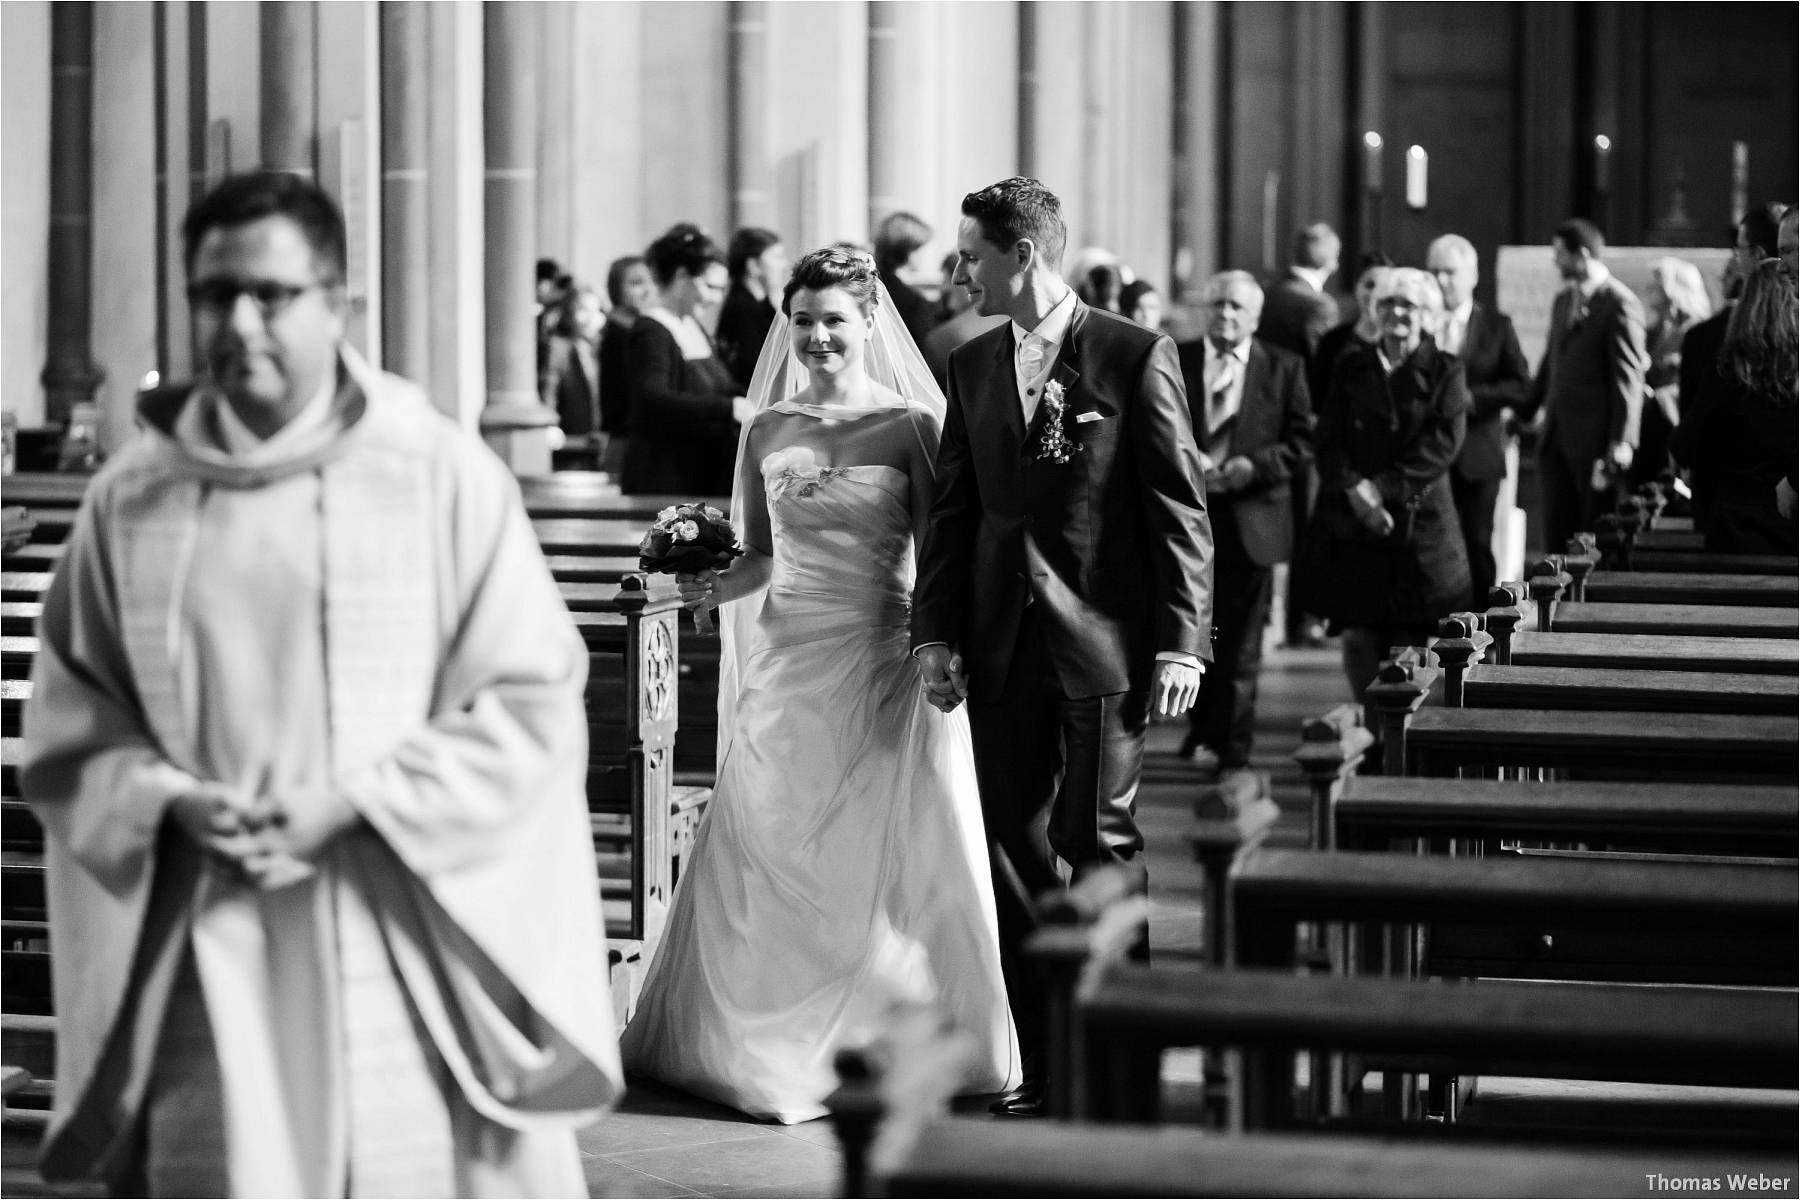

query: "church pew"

left=1544, top=602, right=1796, bottom=638
left=1461, top=664, right=1796, bottom=715
left=1423, top=609, right=1798, bottom=716
left=1400, top=706, right=1797, bottom=783
left=1508, top=630, right=1799, bottom=674
left=0, top=543, right=64, bottom=571
left=1333, top=777, right=1797, bottom=860
left=1627, top=550, right=1799, bottom=576
left=1513, top=565, right=1799, bottom=639
left=1229, top=847, right=1798, bottom=988
left=515, top=473, right=728, bottom=521
left=1581, top=571, right=1797, bottom=608
left=1076, top=961, right=1796, bottom=1132
left=0, top=604, right=41, bottom=637
left=825, top=1019, right=1793, bottom=1199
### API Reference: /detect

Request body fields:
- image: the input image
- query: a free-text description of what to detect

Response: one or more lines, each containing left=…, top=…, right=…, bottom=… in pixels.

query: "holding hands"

left=914, top=644, right=969, bottom=713
left=168, top=782, right=360, bottom=890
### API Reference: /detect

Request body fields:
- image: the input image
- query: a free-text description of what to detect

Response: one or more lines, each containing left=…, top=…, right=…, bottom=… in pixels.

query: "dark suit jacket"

left=1522, top=274, right=1649, bottom=471
left=1177, top=337, right=1314, bottom=566
left=1258, top=271, right=1341, bottom=362
left=1675, top=306, right=1731, bottom=426
left=619, top=318, right=740, bottom=496
left=1450, top=303, right=1532, bottom=482
left=913, top=301, right=1215, bottom=702
left=713, top=282, right=775, bottom=387
left=541, top=335, right=601, bottom=438
left=882, top=270, right=938, bottom=352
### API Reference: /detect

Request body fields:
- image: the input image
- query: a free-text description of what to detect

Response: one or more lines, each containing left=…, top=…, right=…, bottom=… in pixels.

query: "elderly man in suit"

left=1176, top=271, right=1314, bottom=776
left=1428, top=234, right=1532, bottom=608
left=1520, top=219, right=1649, bottom=552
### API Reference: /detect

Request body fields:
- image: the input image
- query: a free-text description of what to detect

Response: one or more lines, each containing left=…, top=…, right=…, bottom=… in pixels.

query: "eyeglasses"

left=186, top=279, right=331, bottom=317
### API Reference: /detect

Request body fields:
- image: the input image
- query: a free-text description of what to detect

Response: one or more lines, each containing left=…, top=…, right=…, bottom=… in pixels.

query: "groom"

left=912, top=177, right=1215, bottom=1117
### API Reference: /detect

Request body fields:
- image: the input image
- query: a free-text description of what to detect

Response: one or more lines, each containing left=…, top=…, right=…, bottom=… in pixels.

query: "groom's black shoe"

left=988, top=1060, right=1047, bottom=1118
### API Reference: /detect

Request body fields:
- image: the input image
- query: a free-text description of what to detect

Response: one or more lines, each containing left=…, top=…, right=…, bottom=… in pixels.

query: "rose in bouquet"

left=637, top=502, right=745, bottom=633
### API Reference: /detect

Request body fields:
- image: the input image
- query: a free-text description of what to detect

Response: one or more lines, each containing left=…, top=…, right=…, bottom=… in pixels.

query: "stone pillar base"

left=480, top=403, right=557, bottom=477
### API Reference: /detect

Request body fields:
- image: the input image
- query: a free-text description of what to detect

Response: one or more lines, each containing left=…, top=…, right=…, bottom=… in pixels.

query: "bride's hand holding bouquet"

left=637, top=502, right=745, bottom=633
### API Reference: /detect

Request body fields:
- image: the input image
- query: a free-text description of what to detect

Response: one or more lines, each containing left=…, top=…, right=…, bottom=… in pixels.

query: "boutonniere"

left=1036, top=379, right=1080, bottom=465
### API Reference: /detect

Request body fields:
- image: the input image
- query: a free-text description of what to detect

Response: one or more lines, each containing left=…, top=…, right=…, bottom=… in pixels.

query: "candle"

left=1406, top=145, right=1428, bottom=210
left=1363, top=131, right=1384, bottom=192
left=1730, top=140, right=1749, bottom=224
left=1593, top=134, right=1612, bottom=193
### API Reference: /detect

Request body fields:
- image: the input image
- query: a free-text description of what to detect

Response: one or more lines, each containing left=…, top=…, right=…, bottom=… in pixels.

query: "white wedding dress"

left=620, top=420, right=1020, bottom=1123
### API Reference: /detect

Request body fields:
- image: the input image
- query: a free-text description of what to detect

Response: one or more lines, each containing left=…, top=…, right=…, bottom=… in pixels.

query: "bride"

left=619, top=247, right=1020, bottom=1122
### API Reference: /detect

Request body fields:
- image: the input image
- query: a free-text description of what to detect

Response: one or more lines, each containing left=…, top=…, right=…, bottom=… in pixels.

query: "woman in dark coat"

left=620, top=225, right=745, bottom=497
left=1671, top=258, right=1798, bottom=554
left=1297, top=267, right=1472, bottom=701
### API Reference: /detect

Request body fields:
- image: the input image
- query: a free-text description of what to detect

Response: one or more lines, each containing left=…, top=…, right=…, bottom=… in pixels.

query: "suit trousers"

left=1538, top=449, right=1604, bottom=556
left=1187, top=509, right=1272, bottom=767
left=1450, top=472, right=1501, bottom=610
left=966, top=606, right=1150, bottom=1054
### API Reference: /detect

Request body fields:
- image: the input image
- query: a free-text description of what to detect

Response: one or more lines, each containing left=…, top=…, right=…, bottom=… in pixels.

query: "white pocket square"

left=1075, top=411, right=1105, bottom=424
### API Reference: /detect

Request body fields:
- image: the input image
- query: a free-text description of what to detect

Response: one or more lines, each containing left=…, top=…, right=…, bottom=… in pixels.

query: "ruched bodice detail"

left=761, top=463, right=913, bottom=639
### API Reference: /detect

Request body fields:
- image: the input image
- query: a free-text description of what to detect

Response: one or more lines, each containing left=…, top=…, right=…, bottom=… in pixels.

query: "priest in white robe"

left=21, top=171, right=621, bottom=1198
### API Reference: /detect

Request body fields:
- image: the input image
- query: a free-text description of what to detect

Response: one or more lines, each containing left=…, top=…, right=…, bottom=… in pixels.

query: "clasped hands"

left=1203, top=454, right=1255, bottom=496
left=1346, top=479, right=1395, bottom=538
left=168, top=782, right=359, bottom=890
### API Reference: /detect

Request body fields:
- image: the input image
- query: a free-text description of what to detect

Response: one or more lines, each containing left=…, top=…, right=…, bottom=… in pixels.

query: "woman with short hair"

left=1296, top=266, right=1473, bottom=702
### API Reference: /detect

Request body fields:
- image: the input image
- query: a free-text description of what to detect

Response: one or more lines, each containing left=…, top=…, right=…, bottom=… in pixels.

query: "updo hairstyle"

left=645, top=223, right=726, bottom=287
left=781, top=246, right=882, bottom=316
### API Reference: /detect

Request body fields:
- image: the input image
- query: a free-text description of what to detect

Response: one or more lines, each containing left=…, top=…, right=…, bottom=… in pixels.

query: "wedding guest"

left=599, top=254, right=656, bottom=476
left=1261, top=222, right=1345, bottom=362
left=535, top=257, right=568, bottom=373
left=1265, top=222, right=1347, bottom=647
left=1296, top=267, right=1470, bottom=703
left=925, top=250, right=1007, bottom=388
left=1310, top=252, right=1394, bottom=407
left=1781, top=206, right=1798, bottom=272
left=1119, top=279, right=1164, bottom=332
left=1176, top=271, right=1314, bottom=776
left=714, top=226, right=791, bottom=386
left=1670, top=258, right=1798, bottom=554
left=1428, top=233, right=1532, bottom=608
left=21, top=172, right=620, bottom=1196
left=620, top=224, right=746, bottom=497
left=541, top=283, right=606, bottom=469
left=874, top=211, right=938, bottom=348
left=1079, top=261, right=1124, bottom=313
left=1518, top=218, right=1648, bottom=552
left=1634, top=256, right=1713, bottom=488
left=1674, top=203, right=1785, bottom=536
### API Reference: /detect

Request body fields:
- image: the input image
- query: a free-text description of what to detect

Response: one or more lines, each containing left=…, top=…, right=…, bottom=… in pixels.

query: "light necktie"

left=1442, top=315, right=1464, bottom=357
left=1205, top=354, right=1238, bottom=434
left=1018, top=333, right=1047, bottom=382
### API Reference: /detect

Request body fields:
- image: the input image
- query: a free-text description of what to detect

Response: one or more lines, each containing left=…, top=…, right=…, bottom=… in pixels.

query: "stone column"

left=381, top=1, right=431, bottom=386
left=728, top=1, right=772, bottom=230
left=1171, top=1, right=1221, bottom=303
left=480, top=0, right=554, bottom=475
left=260, top=1, right=317, bottom=176
left=42, top=1, right=103, bottom=428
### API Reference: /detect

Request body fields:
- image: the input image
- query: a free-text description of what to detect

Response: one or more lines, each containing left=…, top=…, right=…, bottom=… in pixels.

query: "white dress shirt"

left=1441, top=300, right=1473, bottom=357
left=1012, top=288, right=1078, bottom=424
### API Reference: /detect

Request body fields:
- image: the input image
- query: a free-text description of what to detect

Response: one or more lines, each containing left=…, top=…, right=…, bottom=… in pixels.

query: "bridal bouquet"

left=637, top=502, right=744, bottom=633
